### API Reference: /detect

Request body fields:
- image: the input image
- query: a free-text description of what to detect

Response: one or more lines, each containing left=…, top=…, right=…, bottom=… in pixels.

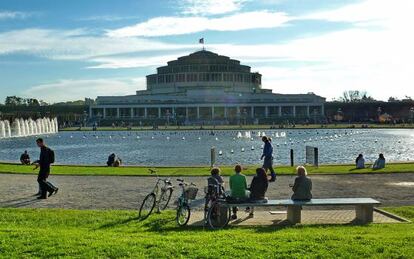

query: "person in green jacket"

left=229, top=164, right=248, bottom=219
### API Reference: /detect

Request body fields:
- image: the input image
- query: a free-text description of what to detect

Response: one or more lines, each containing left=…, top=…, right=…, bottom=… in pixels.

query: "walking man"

left=261, top=136, right=276, bottom=182
left=34, top=138, right=58, bottom=199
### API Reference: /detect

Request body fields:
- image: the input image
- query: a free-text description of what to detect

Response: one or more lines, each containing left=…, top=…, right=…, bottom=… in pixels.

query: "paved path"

left=0, top=173, right=413, bottom=210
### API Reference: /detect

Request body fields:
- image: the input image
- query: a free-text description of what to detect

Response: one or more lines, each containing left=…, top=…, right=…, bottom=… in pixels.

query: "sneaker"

left=248, top=212, right=254, bottom=217
left=231, top=214, right=237, bottom=220
left=37, top=196, right=47, bottom=200
left=54, top=188, right=59, bottom=195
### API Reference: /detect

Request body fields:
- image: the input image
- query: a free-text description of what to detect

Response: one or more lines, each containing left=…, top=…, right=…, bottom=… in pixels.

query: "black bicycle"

left=204, top=183, right=231, bottom=230
left=176, top=178, right=198, bottom=226
left=138, top=169, right=174, bottom=220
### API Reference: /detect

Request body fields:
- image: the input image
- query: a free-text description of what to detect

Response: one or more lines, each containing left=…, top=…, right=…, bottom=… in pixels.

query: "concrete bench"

left=225, top=198, right=381, bottom=224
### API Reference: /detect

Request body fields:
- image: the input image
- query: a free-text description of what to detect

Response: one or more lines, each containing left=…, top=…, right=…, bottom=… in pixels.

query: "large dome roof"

left=167, top=50, right=241, bottom=65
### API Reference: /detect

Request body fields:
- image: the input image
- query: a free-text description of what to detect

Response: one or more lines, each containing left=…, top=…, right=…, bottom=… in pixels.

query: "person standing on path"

left=33, top=138, right=58, bottom=199
left=261, top=136, right=276, bottom=182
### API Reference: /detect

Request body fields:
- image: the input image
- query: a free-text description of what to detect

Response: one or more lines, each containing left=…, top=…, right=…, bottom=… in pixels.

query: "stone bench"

left=225, top=198, right=381, bottom=224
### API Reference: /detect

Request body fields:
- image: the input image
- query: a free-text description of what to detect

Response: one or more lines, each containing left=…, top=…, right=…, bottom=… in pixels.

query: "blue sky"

left=0, top=0, right=413, bottom=103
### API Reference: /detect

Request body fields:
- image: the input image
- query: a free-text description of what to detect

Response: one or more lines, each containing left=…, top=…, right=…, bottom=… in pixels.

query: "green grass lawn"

left=0, top=207, right=413, bottom=258
left=0, top=162, right=413, bottom=176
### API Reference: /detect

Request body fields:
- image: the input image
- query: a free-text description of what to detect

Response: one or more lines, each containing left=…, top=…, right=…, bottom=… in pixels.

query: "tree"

left=26, top=98, right=40, bottom=106
left=4, top=96, right=43, bottom=106
left=339, top=90, right=375, bottom=103
left=5, top=96, right=24, bottom=106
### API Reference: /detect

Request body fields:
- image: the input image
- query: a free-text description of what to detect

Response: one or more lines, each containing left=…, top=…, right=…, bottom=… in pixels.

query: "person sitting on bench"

left=291, top=166, right=312, bottom=201
left=208, top=167, right=224, bottom=192
left=229, top=164, right=248, bottom=220
left=205, top=167, right=225, bottom=214
left=372, top=153, right=385, bottom=170
left=20, top=150, right=31, bottom=165
left=246, top=168, right=269, bottom=216
left=355, top=153, right=365, bottom=169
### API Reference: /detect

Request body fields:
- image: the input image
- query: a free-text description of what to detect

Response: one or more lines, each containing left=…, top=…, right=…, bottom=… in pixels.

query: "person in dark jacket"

left=20, top=150, right=30, bottom=165
left=291, top=166, right=312, bottom=201
left=261, top=136, right=276, bottom=182
left=249, top=168, right=268, bottom=200
left=246, top=168, right=269, bottom=216
left=107, top=153, right=116, bottom=166
left=34, top=138, right=58, bottom=199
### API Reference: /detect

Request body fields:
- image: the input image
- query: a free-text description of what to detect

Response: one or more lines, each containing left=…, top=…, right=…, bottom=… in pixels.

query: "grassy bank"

left=0, top=162, right=413, bottom=176
left=60, top=123, right=414, bottom=131
left=0, top=207, right=413, bottom=258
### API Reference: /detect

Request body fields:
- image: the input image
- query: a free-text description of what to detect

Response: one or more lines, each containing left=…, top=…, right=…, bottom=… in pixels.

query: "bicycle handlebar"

left=177, top=179, right=196, bottom=187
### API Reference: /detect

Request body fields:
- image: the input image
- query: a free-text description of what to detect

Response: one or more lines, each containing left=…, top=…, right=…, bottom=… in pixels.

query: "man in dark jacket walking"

left=34, top=138, right=58, bottom=199
left=261, top=136, right=276, bottom=182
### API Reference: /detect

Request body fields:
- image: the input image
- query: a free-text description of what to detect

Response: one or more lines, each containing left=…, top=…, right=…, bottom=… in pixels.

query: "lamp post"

left=83, top=111, right=88, bottom=127
left=410, top=107, right=414, bottom=124
left=166, top=109, right=170, bottom=126
left=313, top=108, right=318, bottom=124
left=377, top=107, right=382, bottom=122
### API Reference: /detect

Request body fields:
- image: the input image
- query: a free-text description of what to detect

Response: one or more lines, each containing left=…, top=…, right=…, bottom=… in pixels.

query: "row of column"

left=95, top=105, right=324, bottom=119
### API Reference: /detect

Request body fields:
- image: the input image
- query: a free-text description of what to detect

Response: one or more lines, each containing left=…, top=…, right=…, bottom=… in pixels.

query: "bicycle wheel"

left=176, top=204, right=191, bottom=226
left=207, top=201, right=231, bottom=230
left=139, top=193, right=156, bottom=220
left=158, top=188, right=173, bottom=211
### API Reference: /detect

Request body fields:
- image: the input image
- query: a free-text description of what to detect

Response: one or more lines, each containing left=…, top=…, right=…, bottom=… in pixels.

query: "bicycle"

left=138, top=169, right=174, bottom=220
left=204, top=181, right=231, bottom=230
left=176, top=178, right=198, bottom=226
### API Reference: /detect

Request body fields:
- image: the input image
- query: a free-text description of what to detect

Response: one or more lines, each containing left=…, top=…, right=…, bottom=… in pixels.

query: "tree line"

left=1, top=96, right=86, bottom=106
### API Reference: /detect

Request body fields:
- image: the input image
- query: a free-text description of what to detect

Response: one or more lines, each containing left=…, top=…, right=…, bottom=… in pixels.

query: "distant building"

left=89, top=50, right=325, bottom=124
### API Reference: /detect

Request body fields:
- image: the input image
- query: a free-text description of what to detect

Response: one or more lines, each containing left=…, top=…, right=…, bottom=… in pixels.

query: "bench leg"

left=355, top=205, right=374, bottom=224
left=287, top=206, right=301, bottom=224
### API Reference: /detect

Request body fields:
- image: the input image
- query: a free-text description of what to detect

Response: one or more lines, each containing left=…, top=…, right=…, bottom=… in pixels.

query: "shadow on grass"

left=0, top=196, right=40, bottom=208
left=249, top=219, right=373, bottom=233
left=96, top=216, right=140, bottom=230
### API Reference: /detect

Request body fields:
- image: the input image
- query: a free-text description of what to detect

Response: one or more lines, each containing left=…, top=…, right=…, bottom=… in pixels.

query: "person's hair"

left=261, top=136, right=268, bottom=142
left=358, top=154, right=363, bottom=158
left=256, top=168, right=268, bottom=181
left=296, top=166, right=307, bottom=177
left=379, top=153, right=384, bottom=159
left=36, top=138, right=43, bottom=143
left=234, top=164, right=242, bottom=173
left=211, top=167, right=220, bottom=176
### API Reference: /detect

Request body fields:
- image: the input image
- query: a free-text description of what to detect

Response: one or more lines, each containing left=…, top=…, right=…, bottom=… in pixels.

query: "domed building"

left=89, top=50, right=325, bottom=124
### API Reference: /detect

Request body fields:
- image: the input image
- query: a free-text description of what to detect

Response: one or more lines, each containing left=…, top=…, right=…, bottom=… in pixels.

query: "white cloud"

left=180, top=0, right=248, bottom=15
left=87, top=53, right=189, bottom=69
left=0, top=11, right=30, bottom=20
left=107, top=11, right=290, bottom=37
left=78, top=15, right=141, bottom=22
left=24, top=78, right=145, bottom=102
left=0, top=28, right=194, bottom=60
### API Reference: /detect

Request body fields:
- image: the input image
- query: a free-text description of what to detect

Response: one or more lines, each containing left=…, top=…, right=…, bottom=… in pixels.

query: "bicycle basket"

left=184, top=187, right=198, bottom=200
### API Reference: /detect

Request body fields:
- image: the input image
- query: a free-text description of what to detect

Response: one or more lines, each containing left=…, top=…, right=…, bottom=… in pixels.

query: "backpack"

left=48, top=148, right=55, bottom=164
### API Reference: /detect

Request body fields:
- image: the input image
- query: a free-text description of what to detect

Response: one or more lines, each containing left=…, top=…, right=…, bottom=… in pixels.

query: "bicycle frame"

left=149, top=170, right=173, bottom=208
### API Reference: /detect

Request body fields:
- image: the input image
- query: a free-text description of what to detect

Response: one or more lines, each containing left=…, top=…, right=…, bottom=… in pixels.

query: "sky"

left=0, top=0, right=413, bottom=103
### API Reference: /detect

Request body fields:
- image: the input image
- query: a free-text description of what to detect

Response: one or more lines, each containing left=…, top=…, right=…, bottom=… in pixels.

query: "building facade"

left=89, top=50, right=325, bottom=124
